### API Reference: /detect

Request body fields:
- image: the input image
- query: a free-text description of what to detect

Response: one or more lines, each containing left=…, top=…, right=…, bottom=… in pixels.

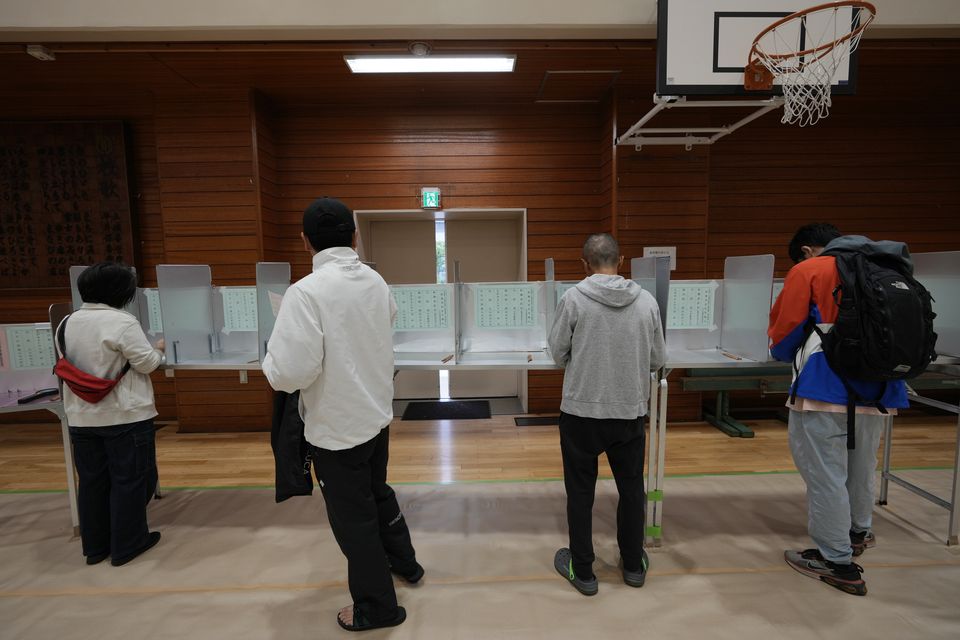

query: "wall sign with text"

left=0, top=121, right=134, bottom=289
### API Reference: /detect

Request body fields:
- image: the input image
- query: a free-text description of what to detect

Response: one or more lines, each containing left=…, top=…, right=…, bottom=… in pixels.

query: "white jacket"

left=262, top=247, right=397, bottom=450
left=58, top=304, right=163, bottom=427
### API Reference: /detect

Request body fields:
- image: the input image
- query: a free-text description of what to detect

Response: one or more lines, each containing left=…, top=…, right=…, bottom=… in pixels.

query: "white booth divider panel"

left=631, top=255, right=671, bottom=333
left=719, top=254, right=775, bottom=363
left=256, top=262, right=291, bottom=361
left=156, top=265, right=215, bottom=364
left=914, top=251, right=960, bottom=358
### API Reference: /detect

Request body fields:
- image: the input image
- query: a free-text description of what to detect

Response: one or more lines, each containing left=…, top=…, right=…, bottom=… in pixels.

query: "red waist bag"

left=53, top=315, right=130, bottom=404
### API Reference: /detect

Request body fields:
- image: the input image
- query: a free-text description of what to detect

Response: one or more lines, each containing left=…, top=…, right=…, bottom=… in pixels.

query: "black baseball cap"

left=302, top=197, right=356, bottom=249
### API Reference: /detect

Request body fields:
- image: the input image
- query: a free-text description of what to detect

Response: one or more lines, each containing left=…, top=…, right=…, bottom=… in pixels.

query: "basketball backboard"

left=657, top=0, right=863, bottom=96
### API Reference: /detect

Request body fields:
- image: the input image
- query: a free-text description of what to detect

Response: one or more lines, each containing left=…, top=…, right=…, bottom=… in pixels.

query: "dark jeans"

left=69, top=419, right=158, bottom=561
left=559, top=411, right=646, bottom=580
left=310, top=426, right=418, bottom=624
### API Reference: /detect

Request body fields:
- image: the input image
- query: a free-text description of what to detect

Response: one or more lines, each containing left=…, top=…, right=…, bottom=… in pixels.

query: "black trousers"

left=310, top=426, right=417, bottom=623
left=558, top=411, right=646, bottom=580
left=69, top=419, right=158, bottom=560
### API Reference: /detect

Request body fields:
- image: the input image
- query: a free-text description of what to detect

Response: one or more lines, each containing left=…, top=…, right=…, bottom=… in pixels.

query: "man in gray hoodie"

left=548, top=233, right=666, bottom=596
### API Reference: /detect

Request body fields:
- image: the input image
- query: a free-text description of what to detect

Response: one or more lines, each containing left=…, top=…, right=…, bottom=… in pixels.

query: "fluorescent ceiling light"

left=344, top=55, right=516, bottom=74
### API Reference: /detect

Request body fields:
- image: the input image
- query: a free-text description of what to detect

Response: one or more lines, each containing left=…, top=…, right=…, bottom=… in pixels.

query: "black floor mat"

left=401, top=400, right=491, bottom=420
left=514, top=416, right=561, bottom=426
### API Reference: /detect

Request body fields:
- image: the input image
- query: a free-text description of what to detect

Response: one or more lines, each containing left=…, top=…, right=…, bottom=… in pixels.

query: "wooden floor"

left=0, top=415, right=956, bottom=491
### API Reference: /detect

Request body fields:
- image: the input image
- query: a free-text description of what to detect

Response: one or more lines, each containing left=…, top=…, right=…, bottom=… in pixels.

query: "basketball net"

left=745, top=2, right=877, bottom=127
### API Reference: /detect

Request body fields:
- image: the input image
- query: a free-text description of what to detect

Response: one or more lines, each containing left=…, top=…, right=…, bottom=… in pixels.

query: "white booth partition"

left=256, top=262, right=292, bottom=361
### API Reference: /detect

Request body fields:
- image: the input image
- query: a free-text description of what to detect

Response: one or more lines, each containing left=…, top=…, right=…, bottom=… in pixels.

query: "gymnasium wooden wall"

left=0, top=40, right=957, bottom=428
left=613, top=40, right=960, bottom=419
left=262, top=101, right=603, bottom=413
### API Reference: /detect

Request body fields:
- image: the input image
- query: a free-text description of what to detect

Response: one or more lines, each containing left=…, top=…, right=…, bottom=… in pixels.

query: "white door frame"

left=354, top=207, right=530, bottom=412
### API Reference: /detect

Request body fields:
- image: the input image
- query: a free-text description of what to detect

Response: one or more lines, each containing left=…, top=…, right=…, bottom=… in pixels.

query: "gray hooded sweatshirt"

left=548, top=274, right=666, bottom=420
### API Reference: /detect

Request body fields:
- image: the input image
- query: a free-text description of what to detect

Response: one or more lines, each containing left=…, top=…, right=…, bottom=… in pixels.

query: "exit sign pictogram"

left=421, top=187, right=441, bottom=209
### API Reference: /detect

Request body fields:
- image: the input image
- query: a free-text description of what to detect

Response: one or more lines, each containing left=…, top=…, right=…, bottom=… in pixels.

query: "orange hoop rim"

left=748, top=1, right=877, bottom=66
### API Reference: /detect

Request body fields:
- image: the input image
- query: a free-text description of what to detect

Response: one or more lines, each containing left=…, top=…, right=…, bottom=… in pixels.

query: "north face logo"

left=890, top=281, right=910, bottom=290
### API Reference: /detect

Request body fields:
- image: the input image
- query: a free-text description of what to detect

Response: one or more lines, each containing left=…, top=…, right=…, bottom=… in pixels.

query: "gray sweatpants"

left=787, top=409, right=885, bottom=564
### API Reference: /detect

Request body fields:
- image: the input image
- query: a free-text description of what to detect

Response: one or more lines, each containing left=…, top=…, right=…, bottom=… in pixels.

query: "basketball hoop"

left=745, top=1, right=876, bottom=126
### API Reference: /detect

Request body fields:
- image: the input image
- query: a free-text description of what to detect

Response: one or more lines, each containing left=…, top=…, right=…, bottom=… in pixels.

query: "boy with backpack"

left=768, top=223, right=935, bottom=596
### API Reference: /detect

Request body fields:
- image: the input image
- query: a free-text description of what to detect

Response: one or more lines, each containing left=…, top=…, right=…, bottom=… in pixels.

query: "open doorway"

left=355, top=208, right=528, bottom=414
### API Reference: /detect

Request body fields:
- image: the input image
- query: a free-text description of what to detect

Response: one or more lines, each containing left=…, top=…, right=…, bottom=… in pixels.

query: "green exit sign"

left=421, top=187, right=441, bottom=209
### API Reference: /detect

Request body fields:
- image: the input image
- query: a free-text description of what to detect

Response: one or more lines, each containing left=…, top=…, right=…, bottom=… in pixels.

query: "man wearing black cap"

left=263, top=197, right=422, bottom=632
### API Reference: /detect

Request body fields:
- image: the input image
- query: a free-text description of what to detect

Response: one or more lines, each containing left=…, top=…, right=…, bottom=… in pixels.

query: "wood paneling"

left=265, top=102, right=603, bottom=413
left=1, top=39, right=958, bottom=428
left=153, top=93, right=272, bottom=431
left=706, top=43, right=960, bottom=277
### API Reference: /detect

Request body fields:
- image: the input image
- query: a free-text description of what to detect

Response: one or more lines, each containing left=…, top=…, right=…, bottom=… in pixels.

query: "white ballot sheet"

left=392, top=286, right=451, bottom=331
left=475, top=284, right=539, bottom=330
left=144, top=289, right=163, bottom=334
left=268, top=291, right=284, bottom=319
left=667, top=282, right=719, bottom=330
left=6, top=326, right=56, bottom=370
left=222, top=287, right=258, bottom=333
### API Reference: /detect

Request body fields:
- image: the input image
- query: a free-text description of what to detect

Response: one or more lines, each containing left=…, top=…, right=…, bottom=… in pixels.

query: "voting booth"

left=457, top=282, right=553, bottom=367
left=914, top=251, right=960, bottom=358
left=665, top=254, right=776, bottom=365
left=156, top=265, right=258, bottom=367
left=390, top=283, right=456, bottom=365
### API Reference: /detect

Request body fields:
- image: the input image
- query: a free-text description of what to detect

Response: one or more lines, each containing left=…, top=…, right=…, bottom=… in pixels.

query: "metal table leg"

left=645, top=373, right=659, bottom=547
left=879, top=414, right=893, bottom=505
left=653, top=376, right=668, bottom=546
left=51, top=406, right=80, bottom=537
left=949, top=411, right=960, bottom=546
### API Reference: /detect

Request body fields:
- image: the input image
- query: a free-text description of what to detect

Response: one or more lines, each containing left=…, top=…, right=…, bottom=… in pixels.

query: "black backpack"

left=806, top=243, right=937, bottom=449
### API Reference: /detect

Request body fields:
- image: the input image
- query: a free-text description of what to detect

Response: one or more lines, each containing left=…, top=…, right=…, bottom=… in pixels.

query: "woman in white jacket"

left=61, top=262, right=165, bottom=566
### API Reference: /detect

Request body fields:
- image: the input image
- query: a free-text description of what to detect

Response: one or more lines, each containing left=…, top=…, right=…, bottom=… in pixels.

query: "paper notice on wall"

left=6, top=326, right=56, bottom=370
left=475, top=284, right=539, bottom=330
left=268, top=291, right=284, bottom=319
left=144, top=289, right=163, bottom=334
left=391, top=286, right=451, bottom=331
left=667, top=282, right=719, bottom=330
left=222, top=287, right=258, bottom=333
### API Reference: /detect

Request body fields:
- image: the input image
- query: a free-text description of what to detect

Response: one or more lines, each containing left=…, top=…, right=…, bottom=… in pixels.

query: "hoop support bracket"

left=616, top=94, right=784, bottom=150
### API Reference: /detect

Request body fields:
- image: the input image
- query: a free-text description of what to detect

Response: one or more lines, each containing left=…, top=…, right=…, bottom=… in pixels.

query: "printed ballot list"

left=475, top=284, right=539, bottom=330
left=5, top=326, right=56, bottom=370
left=391, top=286, right=451, bottom=332
left=144, top=289, right=163, bottom=334
left=667, top=282, right=718, bottom=330
left=221, top=287, right=258, bottom=333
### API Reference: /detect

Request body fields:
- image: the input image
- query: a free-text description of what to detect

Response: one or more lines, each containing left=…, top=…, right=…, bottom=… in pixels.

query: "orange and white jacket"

left=767, top=245, right=908, bottom=409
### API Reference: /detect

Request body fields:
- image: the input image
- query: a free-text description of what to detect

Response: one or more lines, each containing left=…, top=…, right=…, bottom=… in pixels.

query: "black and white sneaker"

left=784, top=549, right=866, bottom=596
